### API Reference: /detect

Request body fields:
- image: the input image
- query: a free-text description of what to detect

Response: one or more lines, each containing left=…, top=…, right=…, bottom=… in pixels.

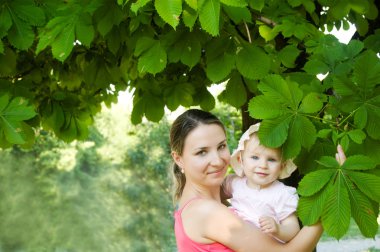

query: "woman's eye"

left=218, top=144, right=226, bottom=150
left=251, top=156, right=259, bottom=160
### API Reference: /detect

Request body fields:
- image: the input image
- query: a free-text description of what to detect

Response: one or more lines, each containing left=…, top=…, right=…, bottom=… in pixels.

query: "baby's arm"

left=259, top=213, right=300, bottom=242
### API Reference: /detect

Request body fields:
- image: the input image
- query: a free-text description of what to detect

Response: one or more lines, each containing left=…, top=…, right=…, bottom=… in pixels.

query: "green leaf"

left=96, top=3, right=124, bottom=36
left=322, top=176, right=351, bottom=239
left=354, top=106, right=367, bottom=129
left=155, top=0, right=182, bottom=29
left=345, top=40, right=364, bottom=58
left=0, top=118, right=25, bottom=144
left=316, top=156, right=339, bottom=168
left=8, top=17, right=35, bottom=50
left=182, top=5, right=198, bottom=30
left=206, top=53, right=235, bottom=83
left=347, top=171, right=380, bottom=202
left=223, top=6, right=251, bottom=24
left=58, top=114, right=77, bottom=143
left=281, top=130, right=301, bottom=160
left=137, top=41, right=167, bottom=75
left=0, top=96, right=36, bottom=145
left=0, top=7, right=13, bottom=36
left=199, top=0, right=220, bottom=36
left=131, top=96, right=145, bottom=125
left=131, top=0, right=151, bottom=13
left=347, top=129, right=366, bottom=144
left=165, top=83, right=195, bottom=110
left=134, top=37, right=156, bottom=57
left=167, top=32, right=202, bottom=68
left=220, top=0, right=247, bottom=7
left=287, top=0, right=302, bottom=7
left=346, top=179, right=379, bottom=238
left=353, top=50, right=380, bottom=91
left=180, top=36, right=201, bottom=68
left=259, top=75, right=303, bottom=110
left=258, top=25, right=278, bottom=42
left=258, top=115, right=292, bottom=148
left=303, top=59, right=329, bottom=75
left=355, top=13, right=368, bottom=36
left=298, top=169, right=336, bottom=196
left=278, top=45, right=300, bottom=68
left=340, top=134, right=350, bottom=151
left=199, top=88, right=215, bottom=111
left=144, top=94, right=165, bottom=122
left=298, top=186, right=329, bottom=225
left=366, top=110, right=380, bottom=140
left=317, top=129, right=332, bottom=138
left=10, top=0, right=45, bottom=26
left=218, top=73, right=246, bottom=108
left=36, top=17, right=64, bottom=54
left=76, top=13, right=94, bottom=47
left=302, top=0, right=315, bottom=13
left=185, top=0, right=197, bottom=10
left=248, top=0, right=264, bottom=11
left=2, top=97, right=36, bottom=121
left=333, top=77, right=356, bottom=96
left=51, top=24, right=75, bottom=61
left=42, top=101, right=65, bottom=132
left=290, top=115, right=317, bottom=149
left=248, top=95, right=284, bottom=119
left=299, top=92, right=324, bottom=113
left=236, top=45, right=270, bottom=80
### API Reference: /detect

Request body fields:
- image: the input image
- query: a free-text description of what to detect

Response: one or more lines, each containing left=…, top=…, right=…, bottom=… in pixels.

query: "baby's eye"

left=251, top=156, right=259, bottom=160
left=268, top=158, right=278, bottom=162
left=197, top=150, right=207, bottom=156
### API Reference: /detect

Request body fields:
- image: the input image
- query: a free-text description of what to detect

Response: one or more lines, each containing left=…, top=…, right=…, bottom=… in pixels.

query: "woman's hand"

left=335, top=144, right=346, bottom=165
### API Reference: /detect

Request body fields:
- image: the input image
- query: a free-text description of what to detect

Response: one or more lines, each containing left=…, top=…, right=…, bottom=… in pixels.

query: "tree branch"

left=253, top=13, right=277, bottom=27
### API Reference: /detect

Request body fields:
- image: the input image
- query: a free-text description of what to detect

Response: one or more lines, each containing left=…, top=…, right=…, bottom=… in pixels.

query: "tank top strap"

left=177, top=197, right=202, bottom=214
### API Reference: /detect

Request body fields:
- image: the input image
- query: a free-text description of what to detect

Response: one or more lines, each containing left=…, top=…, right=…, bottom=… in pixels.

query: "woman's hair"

left=170, top=109, right=225, bottom=203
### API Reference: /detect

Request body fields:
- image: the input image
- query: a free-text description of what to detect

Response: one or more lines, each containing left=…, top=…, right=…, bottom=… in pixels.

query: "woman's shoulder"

left=182, top=197, right=233, bottom=220
left=181, top=197, right=237, bottom=234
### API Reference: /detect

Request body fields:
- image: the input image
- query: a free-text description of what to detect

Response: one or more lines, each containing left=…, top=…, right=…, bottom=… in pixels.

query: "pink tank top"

left=174, top=198, right=234, bottom=252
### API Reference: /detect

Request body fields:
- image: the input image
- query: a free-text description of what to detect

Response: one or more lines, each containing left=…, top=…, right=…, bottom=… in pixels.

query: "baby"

left=223, top=123, right=300, bottom=242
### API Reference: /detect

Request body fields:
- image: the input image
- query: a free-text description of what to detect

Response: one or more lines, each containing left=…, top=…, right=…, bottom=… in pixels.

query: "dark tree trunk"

left=241, top=81, right=259, bottom=132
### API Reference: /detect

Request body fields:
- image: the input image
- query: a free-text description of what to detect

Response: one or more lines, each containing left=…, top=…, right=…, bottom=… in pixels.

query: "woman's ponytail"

left=172, top=163, right=186, bottom=204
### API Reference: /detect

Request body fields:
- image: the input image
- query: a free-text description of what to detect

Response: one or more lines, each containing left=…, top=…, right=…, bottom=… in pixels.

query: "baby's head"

left=230, top=123, right=296, bottom=186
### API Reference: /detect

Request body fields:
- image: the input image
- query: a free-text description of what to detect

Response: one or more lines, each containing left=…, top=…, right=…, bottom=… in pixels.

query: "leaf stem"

left=243, top=22, right=252, bottom=43
left=337, top=107, right=359, bottom=127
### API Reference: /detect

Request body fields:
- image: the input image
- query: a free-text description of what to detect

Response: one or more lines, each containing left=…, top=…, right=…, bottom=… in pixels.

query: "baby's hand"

left=259, top=216, right=279, bottom=235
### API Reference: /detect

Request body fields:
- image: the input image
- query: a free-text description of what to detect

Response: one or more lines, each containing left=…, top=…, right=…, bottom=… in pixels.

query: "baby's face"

left=241, top=135, right=283, bottom=189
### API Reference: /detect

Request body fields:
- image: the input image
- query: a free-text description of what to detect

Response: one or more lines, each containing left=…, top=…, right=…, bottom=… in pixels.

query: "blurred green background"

left=0, top=98, right=241, bottom=252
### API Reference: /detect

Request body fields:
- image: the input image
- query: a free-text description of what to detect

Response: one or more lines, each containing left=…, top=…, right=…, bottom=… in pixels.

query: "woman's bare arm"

left=259, top=213, right=300, bottom=242
left=191, top=200, right=322, bottom=252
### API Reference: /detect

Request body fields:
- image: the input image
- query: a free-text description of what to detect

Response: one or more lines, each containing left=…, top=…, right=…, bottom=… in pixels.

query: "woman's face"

left=174, top=124, right=230, bottom=187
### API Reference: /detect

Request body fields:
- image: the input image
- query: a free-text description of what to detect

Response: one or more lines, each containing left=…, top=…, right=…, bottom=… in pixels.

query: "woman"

left=170, top=109, right=345, bottom=252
